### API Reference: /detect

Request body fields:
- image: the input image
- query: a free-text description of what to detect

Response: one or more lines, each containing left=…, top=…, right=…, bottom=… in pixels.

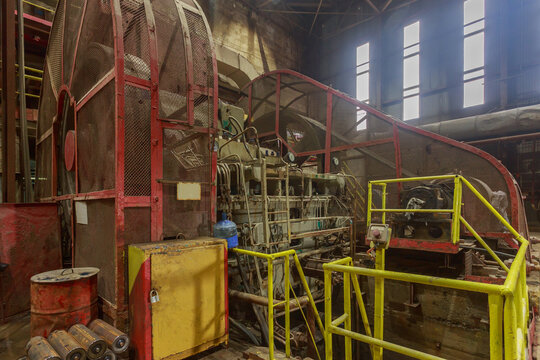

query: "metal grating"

left=63, top=0, right=85, bottom=86
left=152, top=0, right=188, bottom=120
left=76, top=81, right=116, bottom=193
left=162, top=128, right=211, bottom=238
left=70, top=0, right=114, bottom=100
left=184, top=9, right=211, bottom=88
left=48, top=0, right=65, bottom=90
left=35, top=136, right=52, bottom=199
left=121, top=0, right=151, bottom=79
left=124, top=85, right=152, bottom=196
left=36, top=69, right=57, bottom=139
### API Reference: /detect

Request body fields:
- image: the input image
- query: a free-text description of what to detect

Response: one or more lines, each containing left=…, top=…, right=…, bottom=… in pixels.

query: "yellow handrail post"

left=451, top=176, right=462, bottom=244
left=367, top=182, right=373, bottom=228
left=374, top=248, right=385, bottom=360
left=284, top=255, right=291, bottom=357
left=488, top=294, right=503, bottom=360
left=293, top=254, right=325, bottom=334
left=381, top=184, right=387, bottom=224
left=504, top=295, right=518, bottom=359
left=268, top=258, right=274, bottom=360
left=351, top=274, right=374, bottom=357
left=324, top=268, right=333, bottom=360
left=344, top=259, right=352, bottom=360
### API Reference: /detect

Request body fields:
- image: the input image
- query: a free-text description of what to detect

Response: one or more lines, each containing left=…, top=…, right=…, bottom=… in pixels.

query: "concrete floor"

left=0, top=314, right=29, bottom=359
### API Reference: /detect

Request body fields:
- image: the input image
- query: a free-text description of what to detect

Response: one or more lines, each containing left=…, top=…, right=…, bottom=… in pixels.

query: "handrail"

left=232, top=248, right=324, bottom=360
left=326, top=174, right=529, bottom=360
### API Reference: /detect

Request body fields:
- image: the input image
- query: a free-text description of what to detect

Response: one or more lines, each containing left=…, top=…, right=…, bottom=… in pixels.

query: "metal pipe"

left=323, top=262, right=504, bottom=295
left=329, top=326, right=445, bottom=360
left=17, top=0, right=33, bottom=202
left=421, top=104, right=540, bottom=142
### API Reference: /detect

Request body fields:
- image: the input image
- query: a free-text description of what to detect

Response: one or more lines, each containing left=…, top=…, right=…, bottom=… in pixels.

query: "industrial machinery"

left=35, top=0, right=217, bottom=327
left=33, top=0, right=532, bottom=359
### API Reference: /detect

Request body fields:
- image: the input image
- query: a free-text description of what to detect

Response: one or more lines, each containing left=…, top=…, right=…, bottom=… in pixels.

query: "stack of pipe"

left=26, top=321, right=130, bottom=360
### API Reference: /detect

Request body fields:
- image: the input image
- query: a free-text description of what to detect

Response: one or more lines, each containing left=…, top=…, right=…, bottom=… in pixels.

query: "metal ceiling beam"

left=364, top=0, right=380, bottom=13
left=259, top=9, right=368, bottom=15
left=381, top=0, right=393, bottom=12
left=1, top=0, right=18, bottom=202
left=309, top=0, right=324, bottom=35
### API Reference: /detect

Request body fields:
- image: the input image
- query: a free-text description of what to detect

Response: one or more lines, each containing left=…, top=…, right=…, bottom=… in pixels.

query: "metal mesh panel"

left=124, top=207, right=151, bottom=245
left=63, top=0, right=85, bottom=86
left=185, top=9, right=210, bottom=87
left=185, top=8, right=213, bottom=128
left=47, top=0, right=65, bottom=90
left=35, top=136, right=52, bottom=199
left=162, top=128, right=211, bottom=238
left=152, top=0, right=187, bottom=120
left=77, top=81, right=116, bottom=193
left=124, top=85, right=151, bottom=196
left=71, top=1, right=114, bottom=100
left=121, top=0, right=151, bottom=79
left=37, top=69, right=57, bottom=139
left=74, top=199, right=116, bottom=303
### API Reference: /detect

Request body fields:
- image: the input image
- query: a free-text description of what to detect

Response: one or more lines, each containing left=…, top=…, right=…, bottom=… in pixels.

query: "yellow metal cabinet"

left=129, top=238, right=228, bottom=360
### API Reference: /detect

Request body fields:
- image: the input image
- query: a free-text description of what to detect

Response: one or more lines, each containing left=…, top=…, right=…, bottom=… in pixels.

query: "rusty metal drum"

left=30, top=267, right=99, bottom=337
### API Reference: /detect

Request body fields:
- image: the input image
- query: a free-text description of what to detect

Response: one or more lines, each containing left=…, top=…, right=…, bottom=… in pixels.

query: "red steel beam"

left=2, top=0, right=17, bottom=203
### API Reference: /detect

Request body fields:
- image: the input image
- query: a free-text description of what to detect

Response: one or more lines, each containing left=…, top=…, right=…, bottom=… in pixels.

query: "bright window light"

left=356, top=42, right=370, bottom=130
left=403, top=21, right=420, bottom=120
left=463, top=0, right=485, bottom=108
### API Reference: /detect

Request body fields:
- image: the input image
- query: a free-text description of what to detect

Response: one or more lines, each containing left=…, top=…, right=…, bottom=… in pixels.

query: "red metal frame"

left=35, top=0, right=219, bottom=326
left=240, top=69, right=528, bottom=244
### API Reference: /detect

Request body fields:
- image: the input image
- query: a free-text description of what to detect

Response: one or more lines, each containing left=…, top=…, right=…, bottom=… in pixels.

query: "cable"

left=290, top=284, right=322, bottom=360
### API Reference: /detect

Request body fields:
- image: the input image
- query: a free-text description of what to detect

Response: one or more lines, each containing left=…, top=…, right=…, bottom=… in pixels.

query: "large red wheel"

left=35, top=0, right=218, bottom=324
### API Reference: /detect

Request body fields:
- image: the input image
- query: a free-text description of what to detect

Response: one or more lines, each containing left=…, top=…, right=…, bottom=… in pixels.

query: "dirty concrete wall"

left=306, top=0, right=540, bottom=126
left=198, top=0, right=305, bottom=76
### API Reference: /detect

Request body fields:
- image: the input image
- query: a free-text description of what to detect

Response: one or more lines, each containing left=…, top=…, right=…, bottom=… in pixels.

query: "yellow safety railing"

left=325, top=174, right=529, bottom=360
left=367, top=174, right=462, bottom=244
left=232, top=248, right=325, bottom=360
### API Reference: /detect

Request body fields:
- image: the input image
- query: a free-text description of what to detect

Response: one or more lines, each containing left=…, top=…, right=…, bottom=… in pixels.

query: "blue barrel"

left=214, top=213, right=238, bottom=249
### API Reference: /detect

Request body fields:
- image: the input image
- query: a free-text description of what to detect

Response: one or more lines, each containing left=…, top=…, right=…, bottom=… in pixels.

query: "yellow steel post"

left=284, top=255, right=291, bottom=357
left=460, top=216, right=509, bottom=272
left=351, top=274, right=374, bottom=357
left=504, top=295, right=517, bottom=360
left=268, top=258, right=274, bottom=360
left=381, top=184, right=387, bottom=224
left=451, top=176, right=462, bottom=244
left=367, top=182, right=373, bottom=228
left=344, top=260, right=352, bottom=360
left=324, top=268, right=333, bottom=360
left=374, top=248, right=385, bottom=360
left=293, top=254, right=325, bottom=334
left=488, top=294, right=503, bottom=360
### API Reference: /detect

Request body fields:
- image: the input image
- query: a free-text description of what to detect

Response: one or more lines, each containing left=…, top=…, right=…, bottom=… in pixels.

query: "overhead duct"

left=420, top=104, right=540, bottom=141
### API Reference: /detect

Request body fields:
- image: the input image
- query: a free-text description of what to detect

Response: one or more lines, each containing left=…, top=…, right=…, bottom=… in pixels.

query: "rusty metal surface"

left=1, top=0, right=17, bottom=202
left=0, top=204, right=62, bottom=323
left=30, top=267, right=98, bottom=337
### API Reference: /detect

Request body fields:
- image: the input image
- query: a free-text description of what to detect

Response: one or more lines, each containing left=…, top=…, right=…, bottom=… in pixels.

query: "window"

left=356, top=42, right=369, bottom=130
left=403, top=21, right=420, bottom=120
left=463, top=0, right=485, bottom=107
